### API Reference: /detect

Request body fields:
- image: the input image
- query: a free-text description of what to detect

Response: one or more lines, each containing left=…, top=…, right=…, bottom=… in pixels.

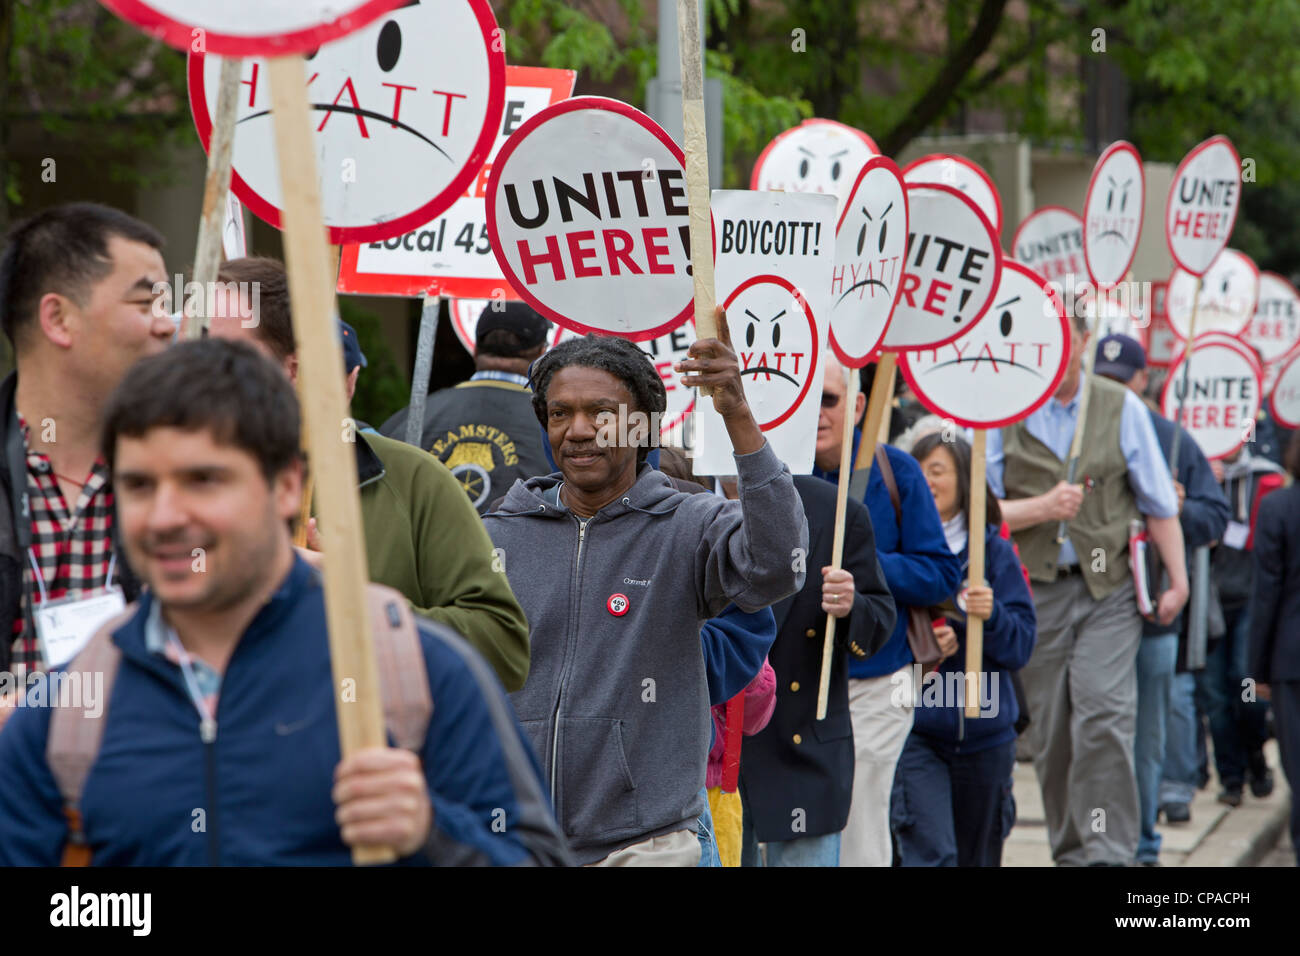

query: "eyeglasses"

left=820, top=392, right=841, bottom=409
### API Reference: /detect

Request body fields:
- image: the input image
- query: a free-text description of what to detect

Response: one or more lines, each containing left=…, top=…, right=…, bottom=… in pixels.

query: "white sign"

left=828, top=157, right=908, bottom=367
left=1165, top=135, right=1242, bottom=277
left=880, top=183, right=1003, bottom=351
left=338, top=66, right=575, bottom=298
left=900, top=261, right=1070, bottom=429
left=99, top=0, right=403, bottom=55
left=1166, top=248, right=1259, bottom=340
left=1242, top=272, right=1300, bottom=365
left=188, top=0, right=506, bottom=244
left=750, top=119, right=878, bottom=211
left=1082, top=141, right=1144, bottom=288
left=1160, top=333, right=1262, bottom=459
left=693, top=190, right=837, bottom=475
left=486, top=97, right=692, bottom=341
left=1268, top=346, right=1300, bottom=428
left=1010, top=206, right=1085, bottom=284
left=902, top=154, right=1002, bottom=234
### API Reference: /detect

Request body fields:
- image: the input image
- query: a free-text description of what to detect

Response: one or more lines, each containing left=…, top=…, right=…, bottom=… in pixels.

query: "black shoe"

left=1161, top=802, right=1191, bottom=823
left=1217, top=784, right=1244, bottom=807
left=1248, top=755, right=1275, bottom=798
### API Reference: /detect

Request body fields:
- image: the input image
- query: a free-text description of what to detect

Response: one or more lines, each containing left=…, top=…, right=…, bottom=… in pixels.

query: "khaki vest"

left=1002, top=376, right=1138, bottom=599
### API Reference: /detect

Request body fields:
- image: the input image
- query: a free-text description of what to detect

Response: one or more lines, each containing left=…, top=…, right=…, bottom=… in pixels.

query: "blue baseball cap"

left=339, top=319, right=368, bottom=374
left=1094, top=333, right=1146, bottom=382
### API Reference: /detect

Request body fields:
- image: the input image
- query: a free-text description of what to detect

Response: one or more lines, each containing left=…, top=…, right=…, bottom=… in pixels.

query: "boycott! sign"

left=1161, top=333, right=1262, bottom=459
left=902, top=154, right=1002, bottom=234
left=880, top=183, right=1002, bottom=351
left=1011, top=206, right=1084, bottom=284
left=99, top=0, right=402, bottom=55
left=829, top=157, right=908, bottom=367
left=1166, top=135, right=1242, bottom=277
left=1166, top=248, right=1259, bottom=340
left=188, top=0, right=506, bottom=244
left=486, top=97, right=692, bottom=340
left=900, top=261, right=1069, bottom=429
left=1268, top=346, right=1300, bottom=428
left=693, top=190, right=837, bottom=475
left=1083, top=141, right=1144, bottom=288
left=1242, top=272, right=1300, bottom=365
left=338, top=67, right=575, bottom=298
left=750, top=119, right=878, bottom=210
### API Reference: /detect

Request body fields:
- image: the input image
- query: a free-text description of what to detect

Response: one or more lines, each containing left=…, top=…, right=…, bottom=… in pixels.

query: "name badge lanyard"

left=167, top=630, right=218, bottom=745
left=26, top=548, right=117, bottom=607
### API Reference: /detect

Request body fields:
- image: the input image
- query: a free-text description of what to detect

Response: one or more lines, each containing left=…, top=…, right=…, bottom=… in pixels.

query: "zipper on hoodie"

left=549, top=516, right=589, bottom=811
left=201, top=718, right=221, bottom=866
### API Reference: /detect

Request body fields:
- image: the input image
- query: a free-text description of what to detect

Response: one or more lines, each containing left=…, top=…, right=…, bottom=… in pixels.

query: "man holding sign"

left=986, top=313, right=1188, bottom=866
left=484, top=315, right=807, bottom=866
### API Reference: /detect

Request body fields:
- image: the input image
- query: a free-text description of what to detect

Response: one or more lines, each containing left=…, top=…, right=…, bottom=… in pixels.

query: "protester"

left=811, top=354, right=962, bottom=866
left=738, top=471, right=896, bottom=867
left=381, top=300, right=553, bottom=513
left=986, top=314, right=1188, bottom=866
left=888, top=433, right=1036, bottom=866
left=483, top=315, right=806, bottom=865
left=705, top=658, right=776, bottom=867
left=208, top=257, right=530, bottom=691
left=1248, top=430, right=1300, bottom=858
left=1093, top=334, right=1229, bottom=863
left=0, top=339, right=568, bottom=865
left=0, top=204, right=173, bottom=726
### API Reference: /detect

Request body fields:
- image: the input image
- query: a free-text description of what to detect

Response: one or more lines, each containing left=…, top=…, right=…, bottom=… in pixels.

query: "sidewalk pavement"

left=1004, top=739, right=1292, bottom=866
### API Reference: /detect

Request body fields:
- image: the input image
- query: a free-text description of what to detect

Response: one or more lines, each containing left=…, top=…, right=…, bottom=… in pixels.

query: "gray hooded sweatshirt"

left=483, top=441, right=808, bottom=865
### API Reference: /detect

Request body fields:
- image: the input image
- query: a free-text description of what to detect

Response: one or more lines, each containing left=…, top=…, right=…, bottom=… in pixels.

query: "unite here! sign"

left=1165, top=135, right=1242, bottom=277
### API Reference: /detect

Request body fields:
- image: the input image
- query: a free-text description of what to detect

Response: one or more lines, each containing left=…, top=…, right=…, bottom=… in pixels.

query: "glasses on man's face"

left=821, top=392, right=842, bottom=409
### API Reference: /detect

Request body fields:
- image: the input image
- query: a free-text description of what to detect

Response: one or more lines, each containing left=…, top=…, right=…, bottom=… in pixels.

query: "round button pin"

left=607, top=593, right=629, bottom=616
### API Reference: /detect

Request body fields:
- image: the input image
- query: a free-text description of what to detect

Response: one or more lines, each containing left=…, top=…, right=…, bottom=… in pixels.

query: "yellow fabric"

left=707, top=786, right=744, bottom=868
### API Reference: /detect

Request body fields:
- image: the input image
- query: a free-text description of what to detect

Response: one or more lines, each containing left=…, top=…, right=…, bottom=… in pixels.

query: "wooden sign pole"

left=815, top=367, right=860, bottom=719
left=184, top=54, right=242, bottom=341
left=1055, top=311, right=1098, bottom=545
left=853, top=351, right=896, bottom=473
left=267, top=54, right=392, bottom=865
left=964, top=429, right=988, bottom=718
left=293, top=244, right=342, bottom=548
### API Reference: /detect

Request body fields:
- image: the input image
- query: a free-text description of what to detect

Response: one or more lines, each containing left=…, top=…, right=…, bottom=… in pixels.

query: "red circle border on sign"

left=722, top=273, right=819, bottom=431
left=1159, top=332, right=1263, bottom=460
left=901, top=153, right=1004, bottom=236
left=186, top=0, right=506, bottom=246
left=485, top=96, right=692, bottom=343
left=102, top=0, right=406, bottom=57
left=1164, top=134, right=1242, bottom=278
left=1269, top=345, right=1300, bottom=429
left=897, top=260, right=1070, bottom=430
left=1164, top=250, right=1261, bottom=343
left=1082, top=141, right=1145, bottom=290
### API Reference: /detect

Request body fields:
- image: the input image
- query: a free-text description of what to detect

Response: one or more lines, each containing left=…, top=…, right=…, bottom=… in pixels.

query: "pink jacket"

left=706, top=660, right=777, bottom=790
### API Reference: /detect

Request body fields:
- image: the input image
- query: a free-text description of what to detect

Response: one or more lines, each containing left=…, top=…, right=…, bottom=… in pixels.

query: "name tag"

left=1222, top=520, right=1250, bottom=550
left=36, top=588, right=127, bottom=669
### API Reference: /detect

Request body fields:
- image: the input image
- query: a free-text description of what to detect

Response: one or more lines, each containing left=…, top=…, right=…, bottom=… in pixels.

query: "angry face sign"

left=728, top=275, right=820, bottom=430
left=750, top=119, right=879, bottom=211
left=1083, top=141, right=1144, bottom=288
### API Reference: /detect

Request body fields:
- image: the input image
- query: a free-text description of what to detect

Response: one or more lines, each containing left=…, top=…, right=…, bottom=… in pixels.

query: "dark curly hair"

left=529, top=334, right=668, bottom=464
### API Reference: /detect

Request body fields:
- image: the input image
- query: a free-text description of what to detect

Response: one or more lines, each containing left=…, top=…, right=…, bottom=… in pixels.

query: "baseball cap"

left=1094, top=333, right=1146, bottom=383
left=339, top=319, right=368, bottom=374
left=476, top=300, right=552, bottom=356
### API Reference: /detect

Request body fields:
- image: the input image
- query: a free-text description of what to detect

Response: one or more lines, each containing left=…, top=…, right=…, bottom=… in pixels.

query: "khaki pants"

left=584, top=828, right=701, bottom=867
left=840, top=668, right=915, bottom=866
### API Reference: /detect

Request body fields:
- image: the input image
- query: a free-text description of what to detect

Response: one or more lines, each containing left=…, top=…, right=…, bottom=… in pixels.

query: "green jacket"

left=354, top=431, right=530, bottom=691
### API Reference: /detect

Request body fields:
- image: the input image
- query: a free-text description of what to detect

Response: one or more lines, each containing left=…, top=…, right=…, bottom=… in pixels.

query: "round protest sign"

left=722, top=274, right=819, bottom=430
left=1165, top=135, right=1242, bottom=277
left=99, top=0, right=404, bottom=56
left=1242, top=271, right=1300, bottom=365
left=829, top=156, right=908, bottom=367
left=750, top=119, right=878, bottom=208
left=1269, top=346, right=1300, bottom=428
left=1160, top=332, right=1262, bottom=459
left=1165, top=248, right=1259, bottom=341
left=486, top=97, right=692, bottom=341
left=899, top=261, right=1069, bottom=429
left=1082, top=141, right=1144, bottom=288
left=1010, top=206, right=1084, bottom=284
left=188, top=0, right=505, bottom=245
left=880, top=182, right=1003, bottom=352
left=902, top=154, right=1002, bottom=235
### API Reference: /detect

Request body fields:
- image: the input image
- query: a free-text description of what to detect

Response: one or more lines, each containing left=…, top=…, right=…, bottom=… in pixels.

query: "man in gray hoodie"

left=483, top=310, right=808, bottom=866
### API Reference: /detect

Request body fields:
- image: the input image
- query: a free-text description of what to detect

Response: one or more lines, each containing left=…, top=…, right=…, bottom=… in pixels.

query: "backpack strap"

left=366, top=583, right=434, bottom=753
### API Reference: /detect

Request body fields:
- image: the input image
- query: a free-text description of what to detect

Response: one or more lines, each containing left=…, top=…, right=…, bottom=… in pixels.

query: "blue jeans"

left=1196, top=605, right=1271, bottom=787
left=696, top=788, right=721, bottom=867
left=1160, top=672, right=1199, bottom=806
left=763, top=832, right=841, bottom=866
left=1135, top=633, right=1178, bottom=862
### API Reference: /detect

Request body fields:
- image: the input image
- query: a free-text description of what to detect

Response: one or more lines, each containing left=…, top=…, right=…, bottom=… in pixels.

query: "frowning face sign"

left=188, top=0, right=506, bottom=244
left=1166, top=248, right=1260, bottom=340
left=726, top=275, right=819, bottom=430
left=902, top=154, right=1002, bottom=233
left=900, top=261, right=1070, bottom=428
left=830, top=157, right=908, bottom=366
left=1083, top=141, right=1144, bottom=287
left=751, top=120, right=879, bottom=209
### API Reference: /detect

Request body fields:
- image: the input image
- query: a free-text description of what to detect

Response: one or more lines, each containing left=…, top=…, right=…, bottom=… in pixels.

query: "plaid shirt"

left=8, top=414, right=116, bottom=677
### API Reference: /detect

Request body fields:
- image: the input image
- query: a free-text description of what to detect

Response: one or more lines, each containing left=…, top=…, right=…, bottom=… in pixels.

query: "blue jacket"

left=910, top=528, right=1037, bottom=753
left=0, top=557, right=568, bottom=866
left=814, top=432, right=963, bottom=678
left=701, top=603, right=777, bottom=708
